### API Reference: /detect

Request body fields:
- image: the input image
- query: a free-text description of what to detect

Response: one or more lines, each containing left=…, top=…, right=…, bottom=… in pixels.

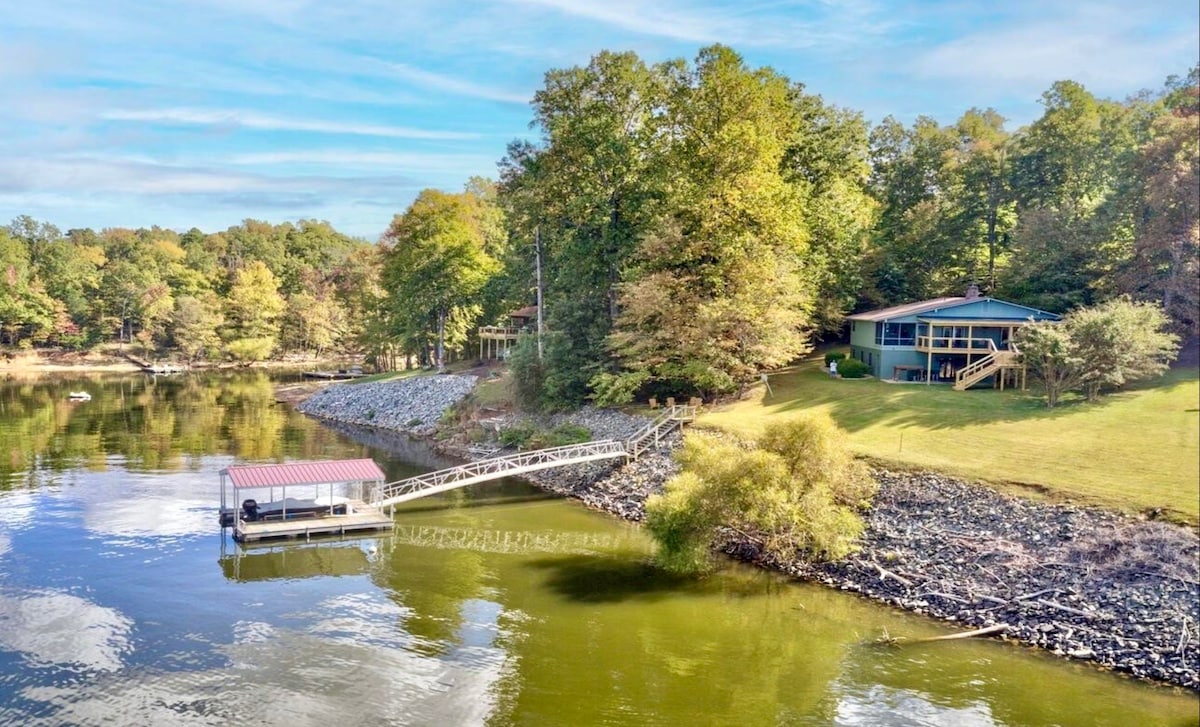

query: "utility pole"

left=535, top=225, right=544, bottom=361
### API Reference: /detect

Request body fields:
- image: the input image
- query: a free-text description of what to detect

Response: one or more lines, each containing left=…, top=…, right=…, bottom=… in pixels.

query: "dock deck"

left=230, top=499, right=392, bottom=542
left=302, top=369, right=366, bottom=380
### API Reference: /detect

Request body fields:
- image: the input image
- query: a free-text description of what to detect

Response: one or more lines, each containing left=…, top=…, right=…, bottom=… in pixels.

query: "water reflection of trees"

left=0, top=372, right=355, bottom=486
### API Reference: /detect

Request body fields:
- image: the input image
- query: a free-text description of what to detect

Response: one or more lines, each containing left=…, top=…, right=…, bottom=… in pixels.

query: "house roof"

left=509, top=305, right=538, bottom=319
left=848, top=296, right=1060, bottom=323
left=221, top=459, right=386, bottom=489
left=847, top=297, right=967, bottom=322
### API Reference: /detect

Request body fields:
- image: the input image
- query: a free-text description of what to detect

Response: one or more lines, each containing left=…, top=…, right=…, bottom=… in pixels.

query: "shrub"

left=824, top=351, right=847, bottom=366
left=644, top=414, right=875, bottom=575
left=589, top=370, right=650, bottom=407
left=527, top=423, right=592, bottom=449
left=836, top=358, right=869, bottom=378
left=498, top=424, right=535, bottom=447
left=506, top=336, right=546, bottom=411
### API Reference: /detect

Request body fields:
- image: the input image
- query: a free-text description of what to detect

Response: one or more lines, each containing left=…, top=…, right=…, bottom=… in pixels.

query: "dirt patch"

left=274, top=380, right=337, bottom=406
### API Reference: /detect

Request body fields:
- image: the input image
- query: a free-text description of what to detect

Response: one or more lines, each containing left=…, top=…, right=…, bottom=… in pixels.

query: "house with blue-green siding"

left=846, top=287, right=1060, bottom=390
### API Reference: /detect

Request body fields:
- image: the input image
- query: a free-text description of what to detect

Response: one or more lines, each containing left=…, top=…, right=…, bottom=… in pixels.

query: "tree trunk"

left=436, top=308, right=446, bottom=371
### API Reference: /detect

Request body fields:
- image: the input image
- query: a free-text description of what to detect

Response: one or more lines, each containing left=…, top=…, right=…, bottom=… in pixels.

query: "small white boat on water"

left=68, top=391, right=92, bottom=401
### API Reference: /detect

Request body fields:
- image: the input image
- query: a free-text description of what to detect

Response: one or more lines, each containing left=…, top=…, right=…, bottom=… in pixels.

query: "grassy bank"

left=698, top=356, right=1200, bottom=523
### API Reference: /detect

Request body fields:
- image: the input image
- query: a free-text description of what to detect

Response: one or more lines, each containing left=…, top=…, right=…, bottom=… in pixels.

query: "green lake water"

left=0, top=372, right=1196, bottom=726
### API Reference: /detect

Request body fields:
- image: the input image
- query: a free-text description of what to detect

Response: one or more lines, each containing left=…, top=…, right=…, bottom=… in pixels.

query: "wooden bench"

left=892, top=365, right=926, bottom=381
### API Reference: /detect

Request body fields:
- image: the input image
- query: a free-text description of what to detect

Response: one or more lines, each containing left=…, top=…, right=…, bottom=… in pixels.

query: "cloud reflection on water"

left=0, top=588, right=133, bottom=672
left=8, top=593, right=507, bottom=727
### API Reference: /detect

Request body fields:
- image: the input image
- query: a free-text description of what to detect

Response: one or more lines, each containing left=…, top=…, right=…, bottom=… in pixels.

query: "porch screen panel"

left=876, top=322, right=916, bottom=346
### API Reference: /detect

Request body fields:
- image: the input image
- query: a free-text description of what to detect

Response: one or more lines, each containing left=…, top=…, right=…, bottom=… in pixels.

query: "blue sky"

left=2, top=0, right=1197, bottom=240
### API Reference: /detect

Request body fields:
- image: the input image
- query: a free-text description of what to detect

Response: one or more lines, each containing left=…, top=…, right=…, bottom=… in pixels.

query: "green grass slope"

left=699, top=357, right=1200, bottom=523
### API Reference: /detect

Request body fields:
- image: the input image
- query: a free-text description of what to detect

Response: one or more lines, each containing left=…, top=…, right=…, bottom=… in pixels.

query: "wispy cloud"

left=384, top=62, right=531, bottom=104
left=910, top=3, right=1199, bottom=97
left=100, top=108, right=481, bottom=140
left=500, top=0, right=894, bottom=50
left=229, top=149, right=497, bottom=171
left=912, top=21, right=1195, bottom=93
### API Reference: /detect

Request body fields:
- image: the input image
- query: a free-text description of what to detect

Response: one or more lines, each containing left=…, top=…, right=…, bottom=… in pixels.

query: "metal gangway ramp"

left=369, top=404, right=696, bottom=509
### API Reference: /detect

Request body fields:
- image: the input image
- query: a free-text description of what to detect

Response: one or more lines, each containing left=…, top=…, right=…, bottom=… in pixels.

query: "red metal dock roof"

left=221, top=459, right=386, bottom=489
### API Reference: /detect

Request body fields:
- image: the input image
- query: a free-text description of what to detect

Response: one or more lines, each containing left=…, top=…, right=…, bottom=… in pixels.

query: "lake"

left=1, top=372, right=1196, bottom=725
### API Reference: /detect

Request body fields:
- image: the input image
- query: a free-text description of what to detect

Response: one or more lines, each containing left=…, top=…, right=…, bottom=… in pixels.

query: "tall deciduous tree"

left=224, top=261, right=285, bottom=362
left=1001, top=81, right=1141, bottom=310
left=785, top=94, right=876, bottom=334
left=1118, top=106, right=1200, bottom=335
left=609, top=46, right=814, bottom=397
left=500, top=50, right=664, bottom=405
left=172, top=294, right=224, bottom=362
left=381, top=188, right=500, bottom=369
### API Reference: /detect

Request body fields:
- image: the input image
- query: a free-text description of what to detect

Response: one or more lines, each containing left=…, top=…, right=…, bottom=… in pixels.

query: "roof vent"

left=965, top=283, right=980, bottom=299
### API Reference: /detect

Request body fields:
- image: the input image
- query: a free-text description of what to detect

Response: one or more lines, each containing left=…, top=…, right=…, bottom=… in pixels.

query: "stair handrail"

left=956, top=352, right=997, bottom=383
left=625, top=404, right=696, bottom=459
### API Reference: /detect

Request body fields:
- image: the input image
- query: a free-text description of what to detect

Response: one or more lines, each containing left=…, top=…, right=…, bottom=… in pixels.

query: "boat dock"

left=229, top=499, right=393, bottom=542
left=144, top=363, right=186, bottom=374
left=302, top=368, right=365, bottom=380
left=219, top=459, right=394, bottom=543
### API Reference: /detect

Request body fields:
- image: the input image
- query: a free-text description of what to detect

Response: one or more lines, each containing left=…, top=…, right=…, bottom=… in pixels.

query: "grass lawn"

left=698, top=355, right=1200, bottom=524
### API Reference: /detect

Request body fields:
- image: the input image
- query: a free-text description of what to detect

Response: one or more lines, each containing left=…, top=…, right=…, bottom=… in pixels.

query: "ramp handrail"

left=371, top=439, right=629, bottom=507
left=368, top=404, right=699, bottom=508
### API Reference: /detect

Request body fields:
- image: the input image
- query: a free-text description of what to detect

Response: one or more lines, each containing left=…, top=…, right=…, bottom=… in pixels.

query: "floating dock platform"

left=302, top=369, right=366, bottom=380
left=226, top=499, right=393, bottom=543
left=219, top=459, right=393, bottom=543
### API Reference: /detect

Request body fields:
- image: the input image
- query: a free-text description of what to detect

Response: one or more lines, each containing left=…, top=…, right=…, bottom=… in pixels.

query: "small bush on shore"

left=836, top=358, right=869, bottom=378
left=824, top=351, right=847, bottom=366
left=645, top=413, right=875, bottom=574
left=498, top=424, right=535, bottom=447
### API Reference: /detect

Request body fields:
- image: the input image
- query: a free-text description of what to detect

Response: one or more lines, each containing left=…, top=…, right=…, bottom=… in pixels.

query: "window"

left=874, top=322, right=916, bottom=346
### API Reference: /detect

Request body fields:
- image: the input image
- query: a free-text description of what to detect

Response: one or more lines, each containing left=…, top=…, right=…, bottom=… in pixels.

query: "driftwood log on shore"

left=872, top=623, right=1010, bottom=647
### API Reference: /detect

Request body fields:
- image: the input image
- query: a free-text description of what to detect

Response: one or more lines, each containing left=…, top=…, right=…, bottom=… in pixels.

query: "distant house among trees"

left=478, top=305, right=538, bottom=360
left=847, top=286, right=1060, bottom=389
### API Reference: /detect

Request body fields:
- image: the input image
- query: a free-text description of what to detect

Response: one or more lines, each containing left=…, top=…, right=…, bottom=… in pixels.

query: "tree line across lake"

left=2, top=46, right=1195, bottom=407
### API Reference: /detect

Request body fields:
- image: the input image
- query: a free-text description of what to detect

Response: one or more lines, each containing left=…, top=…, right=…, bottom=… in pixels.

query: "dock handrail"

left=372, top=439, right=630, bottom=508
left=369, top=404, right=699, bottom=508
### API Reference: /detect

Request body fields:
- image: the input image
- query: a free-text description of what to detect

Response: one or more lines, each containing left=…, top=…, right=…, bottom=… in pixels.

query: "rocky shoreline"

left=294, top=376, right=1199, bottom=691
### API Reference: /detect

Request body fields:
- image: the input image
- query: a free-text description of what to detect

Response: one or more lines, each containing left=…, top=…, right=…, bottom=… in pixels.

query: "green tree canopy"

left=381, top=186, right=501, bottom=368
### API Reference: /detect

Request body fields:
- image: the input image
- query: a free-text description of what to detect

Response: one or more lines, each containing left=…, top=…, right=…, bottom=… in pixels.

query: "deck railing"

left=478, top=326, right=523, bottom=338
left=915, top=335, right=996, bottom=351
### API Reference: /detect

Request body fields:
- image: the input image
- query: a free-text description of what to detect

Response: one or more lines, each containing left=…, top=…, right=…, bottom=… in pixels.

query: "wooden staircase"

left=625, top=404, right=697, bottom=459
left=953, top=344, right=1023, bottom=391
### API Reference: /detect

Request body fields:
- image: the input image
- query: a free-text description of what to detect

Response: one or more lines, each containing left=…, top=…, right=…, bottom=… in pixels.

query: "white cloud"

left=384, top=62, right=531, bottom=104
left=101, top=108, right=481, bottom=140
left=910, top=7, right=1198, bottom=97
left=500, top=0, right=893, bottom=50
left=229, top=149, right=497, bottom=174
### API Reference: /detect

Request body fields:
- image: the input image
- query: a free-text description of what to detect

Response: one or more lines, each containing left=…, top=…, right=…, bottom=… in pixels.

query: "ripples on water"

left=0, top=374, right=1196, bottom=726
